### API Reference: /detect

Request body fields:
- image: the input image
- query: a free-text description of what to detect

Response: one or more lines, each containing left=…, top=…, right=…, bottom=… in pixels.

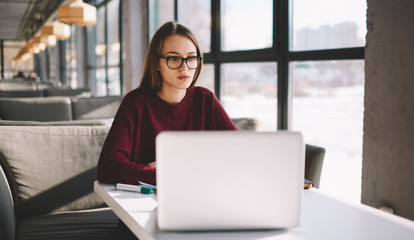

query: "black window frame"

left=154, top=0, right=365, bottom=130
left=86, top=0, right=123, bottom=96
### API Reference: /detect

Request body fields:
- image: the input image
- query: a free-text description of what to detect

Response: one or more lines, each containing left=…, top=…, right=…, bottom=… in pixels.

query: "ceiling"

left=0, top=0, right=66, bottom=41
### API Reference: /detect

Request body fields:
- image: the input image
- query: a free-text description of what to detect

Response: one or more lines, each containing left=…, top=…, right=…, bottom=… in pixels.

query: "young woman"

left=97, top=21, right=237, bottom=186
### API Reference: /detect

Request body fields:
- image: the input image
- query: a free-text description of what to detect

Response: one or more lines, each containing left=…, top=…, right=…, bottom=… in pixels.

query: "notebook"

left=155, top=131, right=304, bottom=231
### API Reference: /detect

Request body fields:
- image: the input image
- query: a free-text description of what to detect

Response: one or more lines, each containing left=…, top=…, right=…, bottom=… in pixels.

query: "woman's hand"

left=147, top=162, right=156, bottom=167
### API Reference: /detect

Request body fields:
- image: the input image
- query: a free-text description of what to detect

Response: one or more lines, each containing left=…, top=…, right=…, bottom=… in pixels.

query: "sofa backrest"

left=71, top=96, right=123, bottom=120
left=43, top=87, right=91, bottom=97
left=0, top=124, right=110, bottom=220
left=0, top=90, right=44, bottom=98
left=0, top=97, right=72, bottom=121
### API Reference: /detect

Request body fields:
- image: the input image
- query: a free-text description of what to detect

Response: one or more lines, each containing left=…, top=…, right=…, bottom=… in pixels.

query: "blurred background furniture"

left=231, top=117, right=258, bottom=131
left=0, top=97, right=72, bottom=121
left=0, top=96, right=123, bottom=122
left=43, top=87, right=91, bottom=97
left=0, top=90, right=44, bottom=98
left=0, top=86, right=91, bottom=98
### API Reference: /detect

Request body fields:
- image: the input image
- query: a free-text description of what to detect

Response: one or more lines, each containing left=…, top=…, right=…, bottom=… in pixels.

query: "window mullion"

left=211, top=0, right=221, bottom=99
left=276, top=0, right=289, bottom=130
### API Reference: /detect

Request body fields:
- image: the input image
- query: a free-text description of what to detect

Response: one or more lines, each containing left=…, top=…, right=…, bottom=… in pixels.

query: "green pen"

left=115, top=183, right=154, bottom=194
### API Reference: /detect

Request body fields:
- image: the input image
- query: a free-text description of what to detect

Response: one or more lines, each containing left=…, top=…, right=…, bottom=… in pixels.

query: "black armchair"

left=305, top=144, right=326, bottom=188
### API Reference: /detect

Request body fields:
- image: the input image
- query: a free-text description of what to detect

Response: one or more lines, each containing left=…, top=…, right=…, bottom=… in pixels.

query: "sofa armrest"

left=0, top=163, right=15, bottom=240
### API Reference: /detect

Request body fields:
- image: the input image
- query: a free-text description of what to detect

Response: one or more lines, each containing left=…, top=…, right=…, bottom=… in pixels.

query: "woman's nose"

left=179, top=60, right=189, bottom=70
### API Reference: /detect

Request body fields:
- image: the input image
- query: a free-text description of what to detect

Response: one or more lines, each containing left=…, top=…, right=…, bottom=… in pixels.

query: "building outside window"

left=149, top=0, right=367, bottom=202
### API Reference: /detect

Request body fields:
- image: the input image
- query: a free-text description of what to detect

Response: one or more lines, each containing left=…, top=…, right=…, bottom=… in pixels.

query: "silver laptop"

left=156, top=131, right=304, bottom=231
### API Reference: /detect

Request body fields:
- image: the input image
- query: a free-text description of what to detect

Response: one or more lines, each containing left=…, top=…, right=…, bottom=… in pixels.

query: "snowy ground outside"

left=222, top=85, right=364, bottom=203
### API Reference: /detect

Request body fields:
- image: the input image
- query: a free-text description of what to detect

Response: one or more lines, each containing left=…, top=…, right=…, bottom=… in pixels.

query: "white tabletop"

left=94, top=181, right=414, bottom=240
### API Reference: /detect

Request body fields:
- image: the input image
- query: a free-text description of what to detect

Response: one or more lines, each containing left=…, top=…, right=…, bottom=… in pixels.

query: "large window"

left=148, top=0, right=174, bottom=39
left=221, top=0, right=273, bottom=52
left=1, top=41, right=34, bottom=80
left=221, top=62, right=277, bottom=131
left=149, top=0, right=366, bottom=202
left=291, top=60, right=365, bottom=201
left=87, top=0, right=122, bottom=96
left=63, top=25, right=78, bottom=87
left=178, top=0, right=211, bottom=53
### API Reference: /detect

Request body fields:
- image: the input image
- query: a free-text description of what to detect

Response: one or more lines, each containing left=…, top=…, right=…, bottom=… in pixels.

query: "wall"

left=362, top=0, right=414, bottom=220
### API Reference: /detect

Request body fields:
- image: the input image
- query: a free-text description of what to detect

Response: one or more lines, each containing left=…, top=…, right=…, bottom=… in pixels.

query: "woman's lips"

left=178, top=75, right=191, bottom=81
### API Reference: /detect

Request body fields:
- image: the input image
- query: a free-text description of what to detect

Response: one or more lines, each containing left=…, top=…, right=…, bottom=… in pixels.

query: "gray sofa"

left=0, top=96, right=123, bottom=122
left=0, top=121, right=124, bottom=240
left=0, top=118, right=259, bottom=240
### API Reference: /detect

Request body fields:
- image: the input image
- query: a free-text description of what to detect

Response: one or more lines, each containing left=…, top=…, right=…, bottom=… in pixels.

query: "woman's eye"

left=168, top=57, right=180, bottom=61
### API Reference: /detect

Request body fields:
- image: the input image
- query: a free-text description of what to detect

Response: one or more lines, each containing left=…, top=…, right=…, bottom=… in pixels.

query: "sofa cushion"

left=0, top=97, right=72, bottom=121
left=0, top=125, right=110, bottom=219
left=16, top=208, right=121, bottom=240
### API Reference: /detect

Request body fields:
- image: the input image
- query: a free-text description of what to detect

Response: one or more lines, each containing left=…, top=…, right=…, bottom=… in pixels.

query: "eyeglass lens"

left=167, top=57, right=200, bottom=69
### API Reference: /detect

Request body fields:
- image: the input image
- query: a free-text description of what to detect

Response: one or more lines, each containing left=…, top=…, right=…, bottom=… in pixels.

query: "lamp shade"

left=32, top=35, right=46, bottom=51
left=41, top=21, right=71, bottom=40
left=58, top=0, right=97, bottom=26
left=26, top=40, right=40, bottom=54
left=41, top=35, right=57, bottom=47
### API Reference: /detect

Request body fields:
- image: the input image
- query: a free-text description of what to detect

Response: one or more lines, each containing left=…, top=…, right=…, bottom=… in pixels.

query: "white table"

left=94, top=180, right=414, bottom=240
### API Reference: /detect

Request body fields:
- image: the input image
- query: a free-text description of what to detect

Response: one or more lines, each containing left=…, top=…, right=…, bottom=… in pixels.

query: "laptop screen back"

left=156, top=131, right=304, bottom=231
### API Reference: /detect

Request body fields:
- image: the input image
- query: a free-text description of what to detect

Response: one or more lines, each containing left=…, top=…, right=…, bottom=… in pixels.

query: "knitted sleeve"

left=97, top=91, right=156, bottom=185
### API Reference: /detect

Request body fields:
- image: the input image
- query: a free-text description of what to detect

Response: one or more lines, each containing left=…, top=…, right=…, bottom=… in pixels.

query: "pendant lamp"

left=32, top=35, right=46, bottom=51
left=58, top=0, right=97, bottom=26
left=40, top=35, right=57, bottom=47
left=41, top=21, right=71, bottom=40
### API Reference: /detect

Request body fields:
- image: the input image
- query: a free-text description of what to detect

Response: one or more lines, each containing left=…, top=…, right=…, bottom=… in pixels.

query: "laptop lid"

left=156, top=131, right=304, bottom=231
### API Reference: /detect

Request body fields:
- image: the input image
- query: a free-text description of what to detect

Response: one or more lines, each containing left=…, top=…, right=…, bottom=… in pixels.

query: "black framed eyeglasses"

left=159, top=56, right=203, bottom=70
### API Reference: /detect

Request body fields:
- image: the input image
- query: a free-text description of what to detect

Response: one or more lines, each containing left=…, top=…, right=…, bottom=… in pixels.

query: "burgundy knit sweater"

left=97, top=86, right=237, bottom=185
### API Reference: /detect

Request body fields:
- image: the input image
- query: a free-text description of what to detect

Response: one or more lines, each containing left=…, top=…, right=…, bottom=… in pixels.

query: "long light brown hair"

left=138, top=21, right=203, bottom=92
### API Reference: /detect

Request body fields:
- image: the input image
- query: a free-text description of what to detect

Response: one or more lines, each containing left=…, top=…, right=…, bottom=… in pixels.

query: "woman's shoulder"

left=119, top=88, right=155, bottom=109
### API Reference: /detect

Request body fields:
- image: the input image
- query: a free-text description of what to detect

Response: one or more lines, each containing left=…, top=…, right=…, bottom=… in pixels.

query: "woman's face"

left=158, top=34, right=198, bottom=93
